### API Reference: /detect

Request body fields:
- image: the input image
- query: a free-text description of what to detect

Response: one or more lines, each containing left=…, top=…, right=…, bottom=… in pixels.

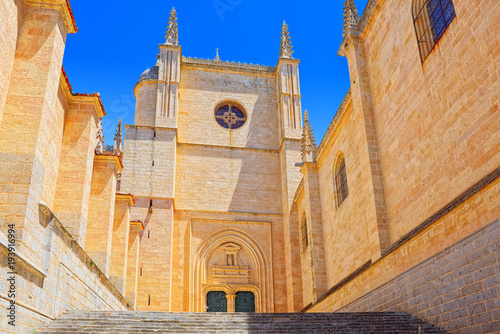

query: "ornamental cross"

left=215, top=104, right=246, bottom=129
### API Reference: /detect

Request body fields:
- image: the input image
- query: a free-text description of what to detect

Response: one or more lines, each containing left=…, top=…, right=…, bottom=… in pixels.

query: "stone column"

left=85, top=154, right=121, bottom=276
left=126, top=220, right=143, bottom=309
left=109, top=193, right=134, bottom=295
left=226, top=294, right=236, bottom=313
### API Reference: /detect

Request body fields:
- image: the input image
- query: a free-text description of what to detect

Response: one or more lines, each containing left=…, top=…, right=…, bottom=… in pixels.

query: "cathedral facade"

left=0, top=0, right=499, bottom=333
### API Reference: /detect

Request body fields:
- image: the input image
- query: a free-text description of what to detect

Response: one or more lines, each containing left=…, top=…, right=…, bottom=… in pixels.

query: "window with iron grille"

left=413, top=0, right=456, bottom=62
left=335, top=155, right=348, bottom=207
left=301, top=216, right=308, bottom=251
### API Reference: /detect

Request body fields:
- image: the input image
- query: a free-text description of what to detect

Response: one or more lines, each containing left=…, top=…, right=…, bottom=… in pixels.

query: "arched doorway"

left=235, top=291, right=255, bottom=313
left=192, top=228, right=273, bottom=312
left=206, top=291, right=227, bottom=312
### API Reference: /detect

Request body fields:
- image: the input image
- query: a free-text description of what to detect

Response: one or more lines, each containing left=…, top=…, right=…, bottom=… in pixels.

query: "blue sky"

left=63, top=0, right=369, bottom=145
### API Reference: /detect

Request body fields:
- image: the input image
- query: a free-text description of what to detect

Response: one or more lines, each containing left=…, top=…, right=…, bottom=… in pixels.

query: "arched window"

left=300, top=215, right=308, bottom=252
left=334, top=154, right=348, bottom=207
left=413, top=0, right=456, bottom=62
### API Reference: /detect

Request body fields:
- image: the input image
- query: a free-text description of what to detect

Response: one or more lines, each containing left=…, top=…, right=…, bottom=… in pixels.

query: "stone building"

left=0, top=0, right=498, bottom=333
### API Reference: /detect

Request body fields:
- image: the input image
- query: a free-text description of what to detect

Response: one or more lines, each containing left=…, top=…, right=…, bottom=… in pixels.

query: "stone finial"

left=165, top=7, right=179, bottom=46
left=215, top=48, right=220, bottom=61
left=113, top=118, right=123, bottom=155
left=96, top=119, right=104, bottom=154
left=343, top=0, right=360, bottom=37
left=280, top=21, right=294, bottom=59
left=302, top=110, right=317, bottom=163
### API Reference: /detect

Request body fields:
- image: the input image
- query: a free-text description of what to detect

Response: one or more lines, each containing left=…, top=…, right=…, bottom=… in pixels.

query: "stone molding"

left=60, top=68, right=106, bottom=118
left=94, top=154, right=123, bottom=172
left=182, top=56, right=276, bottom=72
left=115, top=193, right=135, bottom=206
left=130, top=220, right=144, bottom=231
left=24, top=0, right=78, bottom=33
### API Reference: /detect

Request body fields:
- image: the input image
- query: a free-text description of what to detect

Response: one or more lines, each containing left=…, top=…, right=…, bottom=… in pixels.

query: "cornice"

left=177, top=142, right=279, bottom=154
left=115, top=193, right=135, bottom=206
left=182, top=56, right=276, bottom=73
left=130, top=220, right=145, bottom=231
left=124, top=124, right=177, bottom=132
left=60, top=68, right=106, bottom=118
left=24, top=0, right=78, bottom=33
left=94, top=154, right=123, bottom=172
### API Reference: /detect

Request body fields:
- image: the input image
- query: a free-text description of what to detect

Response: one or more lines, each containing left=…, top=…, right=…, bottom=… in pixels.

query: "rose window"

left=214, top=102, right=246, bottom=130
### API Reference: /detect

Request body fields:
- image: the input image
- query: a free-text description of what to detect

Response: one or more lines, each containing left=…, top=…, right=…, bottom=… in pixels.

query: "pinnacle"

left=113, top=118, right=123, bottom=154
left=302, top=109, right=317, bottom=163
left=165, top=7, right=179, bottom=46
left=343, top=0, right=360, bottom=37
left=280, top=21, right=294, bottom=59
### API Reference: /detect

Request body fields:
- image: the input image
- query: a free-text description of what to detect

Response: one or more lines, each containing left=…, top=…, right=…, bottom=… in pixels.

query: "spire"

left=215, top=48, right=220, bottom=61
left=302, top=110, right=317, bottom=163
left=96, top=119, right=104, bottom=154
left=343, top=0, right=360, bottom=37
left=280, top=21, right=294, bottom=59
left=113, top=118, right=123, bottom=155
left=165, top=7, right=179, bottom=46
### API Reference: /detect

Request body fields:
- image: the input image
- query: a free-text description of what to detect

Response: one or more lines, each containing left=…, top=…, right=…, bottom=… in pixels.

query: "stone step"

left=38, top=311, right=450, bottom=334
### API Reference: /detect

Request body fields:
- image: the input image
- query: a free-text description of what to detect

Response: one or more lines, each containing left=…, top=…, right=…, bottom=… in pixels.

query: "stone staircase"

left=37, top=311, right=450, bottom=334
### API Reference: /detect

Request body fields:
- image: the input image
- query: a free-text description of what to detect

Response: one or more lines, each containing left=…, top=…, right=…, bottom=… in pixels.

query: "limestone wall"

left=175, top=144, right=282, bottom=214
left=337, top=218, right=500, bottom=334
left=0, top=0, right=24, bottom=128
left=307, top=176, right=500, bottom=316
left=0, top=213, right=130, bottom=333
left=121, top=126, right=176, bottom=199
left=178, top=66, right=279, bottom=150
left=297, top=3, right=500, bottom=331
left=361, top=0, right=500, bottom=243
left=131, top=198, right=173, bottom=311
left=0, top=3, right=133, bottom=333
left=295, top=95, right=383, bottom=294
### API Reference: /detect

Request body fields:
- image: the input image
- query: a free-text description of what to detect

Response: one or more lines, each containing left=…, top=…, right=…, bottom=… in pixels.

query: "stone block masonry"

left=339, top=218, right=500, bottom=334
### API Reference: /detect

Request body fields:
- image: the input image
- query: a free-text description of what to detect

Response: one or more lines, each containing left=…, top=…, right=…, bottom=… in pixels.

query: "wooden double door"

left=206, top=291, right=255, bottom=313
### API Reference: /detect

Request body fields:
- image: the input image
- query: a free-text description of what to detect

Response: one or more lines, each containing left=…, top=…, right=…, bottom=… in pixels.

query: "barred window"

left=300, top=216, right=308, bottom=251
left=413, top=0, right=456, bottom=62
left=335, top=155, right=348, bottom=207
